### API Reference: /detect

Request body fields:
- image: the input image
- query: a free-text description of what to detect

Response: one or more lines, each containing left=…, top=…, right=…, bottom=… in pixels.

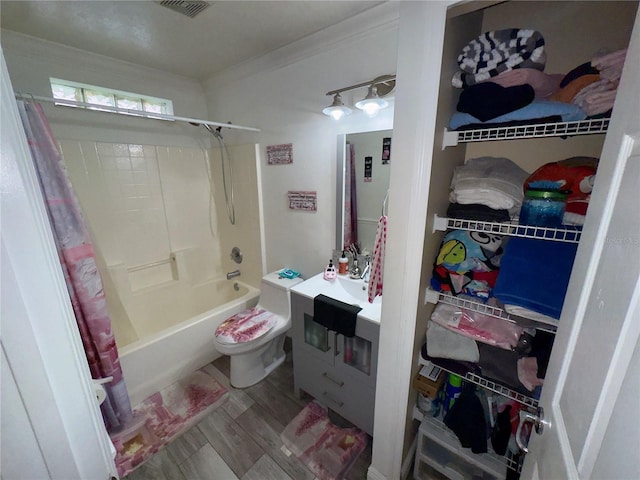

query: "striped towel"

left=368, top=215, right=388, bottom=303
left=453, top=29, right=546, bottom=88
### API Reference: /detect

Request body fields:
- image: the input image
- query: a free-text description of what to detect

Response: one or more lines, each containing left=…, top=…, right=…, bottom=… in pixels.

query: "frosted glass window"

left=116, top=96, right=142, bottom=111
left=50, top=78, right=173, bottom=119
left=51, top=84, right=82, bottom=102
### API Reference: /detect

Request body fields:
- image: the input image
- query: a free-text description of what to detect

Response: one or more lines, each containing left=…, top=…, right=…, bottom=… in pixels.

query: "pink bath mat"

left=280, top=401, right=368, bottom=480
left=110, top=368, right=228, bottom=477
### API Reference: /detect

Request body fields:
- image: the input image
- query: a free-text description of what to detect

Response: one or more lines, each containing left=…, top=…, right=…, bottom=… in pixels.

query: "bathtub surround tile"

left=241, top=454, right=294, bottom=480
left=179, top=443, right=239, bottom=480
left=197, top=408, right=265, bottom=478
left=113, top=368, right=228, bottom=478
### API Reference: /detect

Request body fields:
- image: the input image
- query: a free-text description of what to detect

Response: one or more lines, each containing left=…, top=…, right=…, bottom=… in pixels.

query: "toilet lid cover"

left=215, top=307, right=277, bottom=344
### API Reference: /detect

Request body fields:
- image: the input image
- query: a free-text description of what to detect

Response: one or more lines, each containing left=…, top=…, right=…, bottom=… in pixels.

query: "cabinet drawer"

left=294, top=358, right=375, bottom=435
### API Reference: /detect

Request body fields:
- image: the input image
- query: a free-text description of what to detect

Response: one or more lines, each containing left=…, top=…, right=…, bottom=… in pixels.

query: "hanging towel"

left=368, top=215, right=387, bottom=303
left=313, top=294, right=361, bottom=337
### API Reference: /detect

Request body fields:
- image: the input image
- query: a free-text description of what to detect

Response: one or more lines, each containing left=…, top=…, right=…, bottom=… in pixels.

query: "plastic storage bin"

left=519, top=189, right=567, bottom=227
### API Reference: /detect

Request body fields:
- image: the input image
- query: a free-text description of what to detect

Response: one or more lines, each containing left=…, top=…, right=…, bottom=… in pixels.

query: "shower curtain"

left=343, top=142, right=358, bottom=249
left=17, top=100, right=132, bottom=432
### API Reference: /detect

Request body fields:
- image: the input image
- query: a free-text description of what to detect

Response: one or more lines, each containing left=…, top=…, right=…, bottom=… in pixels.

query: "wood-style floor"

left=124, top=341, right=372, bottom=479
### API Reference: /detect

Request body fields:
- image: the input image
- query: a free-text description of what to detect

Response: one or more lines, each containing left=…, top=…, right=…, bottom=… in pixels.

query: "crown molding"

left=204, top=1, right=400, bottom=90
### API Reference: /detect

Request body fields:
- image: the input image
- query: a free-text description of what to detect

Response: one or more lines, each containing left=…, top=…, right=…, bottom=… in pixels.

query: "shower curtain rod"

left=14, top=93, right=261, bottom=132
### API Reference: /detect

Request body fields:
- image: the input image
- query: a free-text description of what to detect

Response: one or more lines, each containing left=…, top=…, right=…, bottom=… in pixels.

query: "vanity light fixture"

left=322, top=93, right=352, bottom=120
left=323, top=74, right=396, bottom=120
left=355, top=84, right=388, bottom=117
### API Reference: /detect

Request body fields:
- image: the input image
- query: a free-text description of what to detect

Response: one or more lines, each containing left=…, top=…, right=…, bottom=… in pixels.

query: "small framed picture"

left=267, top=143, right=293, bottom=165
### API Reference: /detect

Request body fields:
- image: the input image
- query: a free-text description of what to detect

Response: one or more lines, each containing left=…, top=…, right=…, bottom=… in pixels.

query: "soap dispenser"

left=324, top=259, right=337, bottom=281
left=338, top=251, right=349, bottom=275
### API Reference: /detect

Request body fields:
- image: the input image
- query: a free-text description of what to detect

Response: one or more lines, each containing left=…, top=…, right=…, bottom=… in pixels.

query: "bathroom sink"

left=290, top=273, right=383, bottom=323
left=337, top=276, right=370, bottom=303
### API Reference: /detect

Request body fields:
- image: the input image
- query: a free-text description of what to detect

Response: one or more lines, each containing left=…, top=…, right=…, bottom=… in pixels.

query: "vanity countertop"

left=291, top=273, right=382, bottom=324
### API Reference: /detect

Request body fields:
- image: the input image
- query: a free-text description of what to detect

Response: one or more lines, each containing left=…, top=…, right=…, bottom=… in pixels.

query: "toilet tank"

left=259, top=271, right=303, bottom=318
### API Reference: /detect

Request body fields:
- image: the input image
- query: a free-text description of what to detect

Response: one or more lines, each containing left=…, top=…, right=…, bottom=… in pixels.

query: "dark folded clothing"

left=444, top=383, right=488, bottom=453
left=560, top=61, right=599, bottom=87
left=313, top=294, right=361, bottom=337
left=447, top=203, right=511, bottom=222
left=529, top=330, right=555, bottom=378
left=457, top=82, right=535, bottom=122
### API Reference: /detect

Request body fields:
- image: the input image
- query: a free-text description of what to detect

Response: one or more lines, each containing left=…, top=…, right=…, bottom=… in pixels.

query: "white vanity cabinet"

left=290, top=291, right=379, bottom=435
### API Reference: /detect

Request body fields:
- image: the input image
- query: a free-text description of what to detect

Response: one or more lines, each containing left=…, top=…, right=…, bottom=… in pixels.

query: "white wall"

left=202, top=3, right=400, bottom=279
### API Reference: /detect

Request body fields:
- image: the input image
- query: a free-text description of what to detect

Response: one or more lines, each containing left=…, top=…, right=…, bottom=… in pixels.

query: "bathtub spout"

left=226, top=270, right=241, bottom=280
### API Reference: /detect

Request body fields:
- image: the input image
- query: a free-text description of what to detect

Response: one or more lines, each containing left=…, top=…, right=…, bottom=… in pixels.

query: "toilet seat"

left=215, top=307, right=277, bottom=345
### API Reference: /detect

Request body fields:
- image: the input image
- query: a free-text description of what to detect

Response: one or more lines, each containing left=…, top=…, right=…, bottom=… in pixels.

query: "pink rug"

left=281, top=401, right=368, bottom=480
left=110, top=368, right=228, bottom=477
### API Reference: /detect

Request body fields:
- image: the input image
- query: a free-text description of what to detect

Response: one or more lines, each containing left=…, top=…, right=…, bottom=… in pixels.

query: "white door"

left=521, top=11, right=640, bottom=480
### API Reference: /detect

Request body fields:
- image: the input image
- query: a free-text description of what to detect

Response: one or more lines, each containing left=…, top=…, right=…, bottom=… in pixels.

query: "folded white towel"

left=450, top=157, right=530, bottom=210
left=426, top=320, right=480, bottom=363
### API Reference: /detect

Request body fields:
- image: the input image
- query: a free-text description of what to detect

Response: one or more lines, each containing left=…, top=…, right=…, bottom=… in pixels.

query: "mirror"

left=336, top=129, right=392, bottom=255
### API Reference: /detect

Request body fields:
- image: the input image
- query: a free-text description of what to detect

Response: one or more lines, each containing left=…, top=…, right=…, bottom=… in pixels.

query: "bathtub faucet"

left=226, top=270, right=241, bottom=280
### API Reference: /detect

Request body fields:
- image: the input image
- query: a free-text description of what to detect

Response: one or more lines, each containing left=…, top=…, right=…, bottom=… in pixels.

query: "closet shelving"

left=442, top=118, right=609, bottom=148
left=430, top=209, right=582, bottom=334
left=425, top=289, right=558, bottom=334
left=432, top=214, right=582, bottom=243
left=412, top=1, right=636, bottom=477
left=418, top=352, right=539, bottom=409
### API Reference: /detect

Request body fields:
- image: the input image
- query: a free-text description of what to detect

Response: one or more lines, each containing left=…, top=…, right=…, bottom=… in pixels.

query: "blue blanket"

left=449, top=99, right=587, bottom=130
left=494, top=237, right=577, bottom=319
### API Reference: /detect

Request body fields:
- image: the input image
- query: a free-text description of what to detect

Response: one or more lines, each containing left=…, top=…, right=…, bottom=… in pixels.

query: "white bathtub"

left=109, top=268, right=260, bottom=405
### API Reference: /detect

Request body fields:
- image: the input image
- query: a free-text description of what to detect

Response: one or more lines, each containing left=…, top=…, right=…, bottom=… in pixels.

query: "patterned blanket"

left=453, top=29, right=546, bottom=88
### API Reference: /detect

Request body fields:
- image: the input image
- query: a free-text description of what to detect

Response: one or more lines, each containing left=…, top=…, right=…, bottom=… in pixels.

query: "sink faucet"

left=360, top=256, right=371, bottom=282
left=226, top=269, right=241, bottom=280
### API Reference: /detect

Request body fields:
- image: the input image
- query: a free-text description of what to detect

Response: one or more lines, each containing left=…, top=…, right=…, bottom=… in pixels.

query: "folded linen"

left=457, top=82, right=535, bottom=121
left=453, top=29, right=546, bottom=88
left=450, top=156, right=530, bottom=211
left=426, top=320, right=480, bottom=362
left=494, top=237, right=578, bottom=320
left=549, top=74, right=600, bottom=103
left=446, top=203, right=511, bottom=222
left=430, top=302, right=525, bottom=351
left=449, top=99, right=587, bottom=131
left=487, top=68, right=563, bottom=98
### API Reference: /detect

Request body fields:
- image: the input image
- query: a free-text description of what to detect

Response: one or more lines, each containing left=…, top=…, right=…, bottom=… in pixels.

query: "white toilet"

left=214, top=271, right=303, bottom=388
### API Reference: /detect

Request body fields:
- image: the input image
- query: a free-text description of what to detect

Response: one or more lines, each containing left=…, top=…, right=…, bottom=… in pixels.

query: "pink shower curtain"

left=343, top=143, right=358, bottom=249
left=17, top=100, right=132, bottom=432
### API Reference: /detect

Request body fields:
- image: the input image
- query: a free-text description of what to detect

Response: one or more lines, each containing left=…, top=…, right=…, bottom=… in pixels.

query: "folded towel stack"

left=449, top=157, right=530, bottom=212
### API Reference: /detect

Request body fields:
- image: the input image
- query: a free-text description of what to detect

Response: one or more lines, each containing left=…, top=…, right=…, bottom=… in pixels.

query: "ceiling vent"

left=157, top=1, right=211, bottom=18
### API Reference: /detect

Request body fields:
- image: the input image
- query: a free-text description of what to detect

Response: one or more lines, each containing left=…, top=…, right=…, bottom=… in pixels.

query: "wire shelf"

left=442, top=118, right=609, bottom=148
left=433, top=215, right=581, bottom=243
left=419, top=354, right=540, bottom=408
left=426, top=289, right=558, bottom=333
